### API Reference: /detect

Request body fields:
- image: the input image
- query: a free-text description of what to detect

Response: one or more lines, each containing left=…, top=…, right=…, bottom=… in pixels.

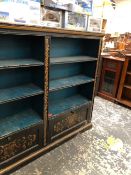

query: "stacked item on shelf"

left=63, top=11, right=88, bottom=31
left=29, top=0, right=41, bottom=25
left=0, top=0, right=103, bottom=31
left=41, top=8, right=62, bottom=28
left=0, top=0, right=41, bottom=25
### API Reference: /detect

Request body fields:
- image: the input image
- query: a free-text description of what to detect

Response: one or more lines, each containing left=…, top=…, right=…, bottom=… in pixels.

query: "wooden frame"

left=117, top=55, right=131, bottom=107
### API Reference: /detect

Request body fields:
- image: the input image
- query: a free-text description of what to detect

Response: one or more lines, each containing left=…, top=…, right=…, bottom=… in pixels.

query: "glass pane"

left=102, top=70, right=115, bottom=94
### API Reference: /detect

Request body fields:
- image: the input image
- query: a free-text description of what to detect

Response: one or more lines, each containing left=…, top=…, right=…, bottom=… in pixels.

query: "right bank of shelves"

left=49, top=37, right=100, bottom=118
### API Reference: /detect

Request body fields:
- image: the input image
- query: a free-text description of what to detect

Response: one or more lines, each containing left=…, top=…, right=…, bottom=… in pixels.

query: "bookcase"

left=117, top=54, right=131, bottom=107
left=0, top=24, right=103, bottom=175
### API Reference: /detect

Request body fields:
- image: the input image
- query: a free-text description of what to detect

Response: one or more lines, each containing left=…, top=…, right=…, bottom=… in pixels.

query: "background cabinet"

left=98, top=56, right=125, bottom=101
left=117, top=55, right=131, bottom=107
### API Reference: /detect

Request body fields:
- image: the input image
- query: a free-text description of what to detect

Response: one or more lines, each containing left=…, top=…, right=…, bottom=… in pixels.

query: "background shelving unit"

left=117, top=55, right=131, bottom=107
left=98, top=56, right=124, bottom=102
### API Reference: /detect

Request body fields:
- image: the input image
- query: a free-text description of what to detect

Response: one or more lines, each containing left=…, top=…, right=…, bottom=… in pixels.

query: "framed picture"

left=64, top=11, right=87, bottom=31
left=77, top=0, right=93, bottom=15
left=44, top=0, right=68, bottom=10
left=87, top=17, right=102, bottom=32
left=41, top=8, right=62, bottom=28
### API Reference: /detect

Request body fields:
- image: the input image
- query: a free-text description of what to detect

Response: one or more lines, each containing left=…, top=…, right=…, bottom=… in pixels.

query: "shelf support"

left=44, top=36, right=50, bottom=146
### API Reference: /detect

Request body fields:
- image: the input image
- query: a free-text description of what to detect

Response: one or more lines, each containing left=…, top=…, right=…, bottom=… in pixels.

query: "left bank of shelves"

left=0, top=34, right=44, bottom=138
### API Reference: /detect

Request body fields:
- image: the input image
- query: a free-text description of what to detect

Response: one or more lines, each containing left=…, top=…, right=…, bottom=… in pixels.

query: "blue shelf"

left=0, top=84, right=43, bottom=104
left=0, top=109, right=42, bottom=137
left=0, top=59, right=43, bottom=69
left=50, top=56, right=97, bottom=64
left=49, top=95, right=91, bottom=117
left=49, top=75, right=94, bottom=92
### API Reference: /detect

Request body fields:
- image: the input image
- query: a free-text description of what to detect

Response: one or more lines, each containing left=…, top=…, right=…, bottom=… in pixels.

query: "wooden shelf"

left=49, top=75, right=94, bottom=92
left=0, top=84, right=43, bottom=104
left=0, top=109, right=42, bottom=137
left=0, top=23, right=105, bottom=37
left=49, top=95, right=91, bottom=116
left=0, top=59, right=43, bottom=69
left=50, top=56, right=97, bottom=64
left=124, top=84, right=131, bottom=90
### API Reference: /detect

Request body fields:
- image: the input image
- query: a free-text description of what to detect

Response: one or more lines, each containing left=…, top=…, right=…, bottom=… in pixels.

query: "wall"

left=93, top=0, right=131, bottom=34
left=105, top=0, right=131, bottom=34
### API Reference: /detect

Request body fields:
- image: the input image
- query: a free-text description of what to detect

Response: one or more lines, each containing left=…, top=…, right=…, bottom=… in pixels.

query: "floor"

left=12, top=97, right=131, bottom=175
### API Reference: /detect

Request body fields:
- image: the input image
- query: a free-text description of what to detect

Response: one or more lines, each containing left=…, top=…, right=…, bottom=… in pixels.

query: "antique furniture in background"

left=117, top=54, right=131, bottom=107
left=98, top=56, right=125, bottom=102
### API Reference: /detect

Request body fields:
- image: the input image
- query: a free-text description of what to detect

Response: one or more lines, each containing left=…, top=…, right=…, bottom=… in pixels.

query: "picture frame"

left=41, top=7, right=62, bottom=28
left=87, top=17, right=102, bottom=32
left=64, top=11, right=87, bottom=31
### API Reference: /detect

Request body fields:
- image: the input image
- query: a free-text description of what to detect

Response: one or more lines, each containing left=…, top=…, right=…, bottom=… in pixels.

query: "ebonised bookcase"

left=0, top=24, right=103, bottom=175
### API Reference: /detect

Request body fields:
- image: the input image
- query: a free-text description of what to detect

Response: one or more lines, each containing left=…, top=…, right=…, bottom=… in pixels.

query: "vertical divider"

left=90, top=38, right=103, bottom=121
left=44, top=36, right=50, bottom=146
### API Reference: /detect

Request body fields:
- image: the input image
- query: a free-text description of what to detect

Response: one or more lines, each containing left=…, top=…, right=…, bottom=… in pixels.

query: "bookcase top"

left=0, top=23, right=104, bottom=38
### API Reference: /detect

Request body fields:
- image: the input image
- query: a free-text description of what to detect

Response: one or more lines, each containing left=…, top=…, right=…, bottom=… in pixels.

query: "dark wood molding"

left=0, top=23, right=104, bottom=38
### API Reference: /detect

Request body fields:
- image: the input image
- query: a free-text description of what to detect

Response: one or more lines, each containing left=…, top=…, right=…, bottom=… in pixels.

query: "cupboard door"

left=0, top=123, right=43, bottom=168
left=48, top=105, right=91, bottom=142
left=99, top=58, right=123, bottom=98
left=101, top=70, right=116, bottom=95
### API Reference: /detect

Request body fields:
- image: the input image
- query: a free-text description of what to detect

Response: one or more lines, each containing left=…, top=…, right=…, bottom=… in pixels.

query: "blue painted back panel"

left=0, top=95, right=43, bottom=137
left=32, top=95, right=43, bottom=116
left=49, top=86, right=79, bottom=101
left=49, top=82, right=94, bottom=102
left=50, top=37, right=100, bottom=58
left=80, top=82, right=94, bottom=99
left=0, top=68, right=32, bottom=89
left=0, top=109, right=42, bottom=137
left=83, top=61, right=97, bottom=78
left=50, top=63, right=82, bottom=80
left=0, top=34, right=44, bottom=61
left=50, top=37, right=84, bottom=58
left=0, top=95, right=43, bottom=119
left=49, top=83, right=94, bottom=114
left=83, top=39, right=100, bottom=58
left=50, top=61, right=97, bottom=81
left=0, top=98, right=30, bottom=118
left=0, top=67, right=43, bottom=89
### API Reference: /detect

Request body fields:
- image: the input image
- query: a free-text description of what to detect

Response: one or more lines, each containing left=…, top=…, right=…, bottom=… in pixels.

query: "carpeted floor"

left=12, top=97, right=131, bottom=175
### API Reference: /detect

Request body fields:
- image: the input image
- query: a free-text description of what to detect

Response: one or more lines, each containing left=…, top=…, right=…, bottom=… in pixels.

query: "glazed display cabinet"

left=98, top=56, right=125, bottom=102
left=0, top=24, right=103, bottom=175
